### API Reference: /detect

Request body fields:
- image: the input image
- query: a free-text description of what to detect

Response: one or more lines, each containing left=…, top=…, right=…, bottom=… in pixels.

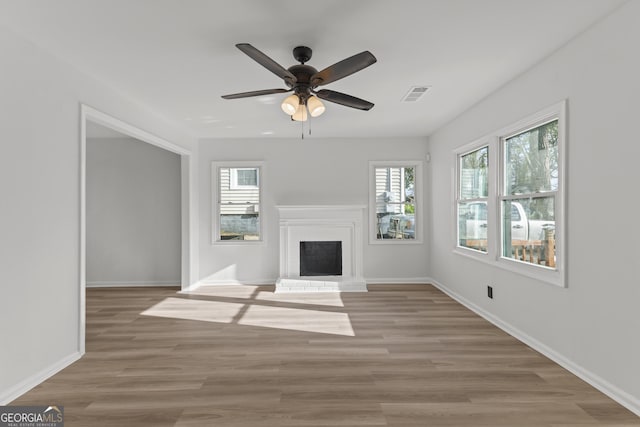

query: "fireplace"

left=275, top=205, right=367, bottom=292
left=300, top=241, right=342, bottom=276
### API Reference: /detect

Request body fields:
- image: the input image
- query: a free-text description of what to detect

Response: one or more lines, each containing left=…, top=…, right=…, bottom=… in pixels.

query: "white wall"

left=198, top=137, right=429, bottom=284
left=87, top=137, right=181, bottom=285
left=0, top=25, right=195, bottom=402
left=428, top=1, right=640, bottom=412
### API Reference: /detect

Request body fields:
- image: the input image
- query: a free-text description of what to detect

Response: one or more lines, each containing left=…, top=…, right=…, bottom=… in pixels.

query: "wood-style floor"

left=13, top=284, right=639, bottom=426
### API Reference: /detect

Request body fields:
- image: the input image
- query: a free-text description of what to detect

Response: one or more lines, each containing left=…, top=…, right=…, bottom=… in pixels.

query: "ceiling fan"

left=221, top=43, right=377, bottom=121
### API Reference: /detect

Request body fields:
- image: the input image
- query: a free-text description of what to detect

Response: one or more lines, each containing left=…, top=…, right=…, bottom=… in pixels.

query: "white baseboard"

left=185, top=279, right=276, bottom=291
left=191, top=277, right=431, bottom=289
left=87, top=281, right=180, bottom=288
left=0, top=351, right=82, bottom=405
left=365, top=277, right=431, bottom=284
left=188, top=278, right=431, bottom=290
left=427, top=277, right=640, bottom=417
left=197, top=279, right=276, bottom=285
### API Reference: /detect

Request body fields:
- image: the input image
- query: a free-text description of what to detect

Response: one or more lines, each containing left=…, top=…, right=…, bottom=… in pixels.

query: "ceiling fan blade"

left=221, top=88, right=291, bottom=100
left=236, top=43, right=297, bottom=85
left=311, top=51, right=377, bottom=86
left=315, top=89, right=374, bottom=110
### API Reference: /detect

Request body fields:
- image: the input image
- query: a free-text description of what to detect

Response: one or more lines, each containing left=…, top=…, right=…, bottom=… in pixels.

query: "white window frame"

left=453, top=139, right=496, bottom=260
left=230, top=167, right=260, bottom=190
left=369, top=160, right=424, bottom=245
left=211, top=161, right=265, bottom=245
left=452, top=101, right=566, bottom=287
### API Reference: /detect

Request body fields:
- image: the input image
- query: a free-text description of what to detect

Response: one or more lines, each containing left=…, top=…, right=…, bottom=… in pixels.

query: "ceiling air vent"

left=402, top=86, right=431, bottom=102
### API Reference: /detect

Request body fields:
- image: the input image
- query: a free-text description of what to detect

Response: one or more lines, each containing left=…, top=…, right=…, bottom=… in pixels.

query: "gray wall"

left=198, top=137, right=430, bottom=284
left=0, top=24, right=195, bottom=403
left=428, top=1, right=640, bottom=409
left=87, top=137, right=181, bottom=285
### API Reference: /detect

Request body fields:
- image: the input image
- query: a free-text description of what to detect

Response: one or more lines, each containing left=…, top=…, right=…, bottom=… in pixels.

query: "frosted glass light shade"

left=281, top=94, right=299, bottom=115
left=307, top=96, right=325, bottom=117
left=292, top=104, right=308, bottom=122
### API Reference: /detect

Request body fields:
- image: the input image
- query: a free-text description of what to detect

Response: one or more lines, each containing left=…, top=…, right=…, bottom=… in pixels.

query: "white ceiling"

left=0, top=0, right=626, bottom=139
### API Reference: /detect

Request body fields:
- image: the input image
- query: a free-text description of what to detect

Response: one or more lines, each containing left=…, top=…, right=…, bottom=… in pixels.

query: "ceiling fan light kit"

left=222, top=43, right=377, bottom=127
left=307, top=95, right=325, bottom=118
left=291, top=103, right=308, bottom=122
left=281, top=94, right=299, bottom=115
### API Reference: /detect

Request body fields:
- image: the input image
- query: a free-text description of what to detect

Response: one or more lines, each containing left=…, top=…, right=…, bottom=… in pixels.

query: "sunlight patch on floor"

left=239, top=305, right=354, bottom=336
left=181, top=285, right=261, bottom=299
left=141, top=297, right=242, bottom=323
left=181, top=285, right=345, bottom=307
left=141, top=297, right=354, bottom=336
left=255, top=291, right=344, bottom=307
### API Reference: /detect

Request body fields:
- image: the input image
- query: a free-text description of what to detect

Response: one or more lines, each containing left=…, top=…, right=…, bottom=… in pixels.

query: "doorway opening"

left=79, top=105, right=195, bottom=354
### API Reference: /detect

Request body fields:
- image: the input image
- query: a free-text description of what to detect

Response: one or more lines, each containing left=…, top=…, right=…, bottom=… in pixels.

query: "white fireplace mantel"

left=276, top=205, right=367, bottom=292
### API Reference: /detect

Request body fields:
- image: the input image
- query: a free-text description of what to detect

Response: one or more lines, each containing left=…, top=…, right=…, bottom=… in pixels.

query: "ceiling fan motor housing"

left=287, top=64, right=318, bottom=101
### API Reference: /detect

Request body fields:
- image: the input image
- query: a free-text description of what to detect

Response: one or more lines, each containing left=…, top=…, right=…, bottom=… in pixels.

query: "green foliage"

left=506, top=120, right=558, bottom=194
left=404, top=167, right=415, bottom=189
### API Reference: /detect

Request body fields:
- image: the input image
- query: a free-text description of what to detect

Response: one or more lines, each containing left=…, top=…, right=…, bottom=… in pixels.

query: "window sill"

left=213, top=239, right=266, bottom=246
left=370, top=239, right=423, bottom=245
left=453, top=247, right=565, bottom=288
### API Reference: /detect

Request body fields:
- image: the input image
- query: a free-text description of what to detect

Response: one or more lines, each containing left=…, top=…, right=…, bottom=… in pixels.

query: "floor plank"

left=11, top=284, right=639, bottom=426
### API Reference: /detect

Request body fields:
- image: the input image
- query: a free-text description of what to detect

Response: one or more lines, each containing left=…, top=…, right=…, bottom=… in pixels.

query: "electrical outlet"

left=487, top=285, right=493, bottom=299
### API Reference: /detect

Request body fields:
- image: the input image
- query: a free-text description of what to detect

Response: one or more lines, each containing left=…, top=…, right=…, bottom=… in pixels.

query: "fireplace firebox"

left=300, top=241, right=342, bottom=276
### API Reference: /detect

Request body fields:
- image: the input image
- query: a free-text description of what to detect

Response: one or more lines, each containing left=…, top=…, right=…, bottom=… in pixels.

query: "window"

left=457, top=145, right=489, bottom=252
left=501, top=119, right=558, bottom=268
left=369, top=161, right=423, bottom=243
left=230, top=168, right=259, bottom=189
left=212, top=162, right=263, bottom=243
left=453, top=101, right=565, bottom=286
